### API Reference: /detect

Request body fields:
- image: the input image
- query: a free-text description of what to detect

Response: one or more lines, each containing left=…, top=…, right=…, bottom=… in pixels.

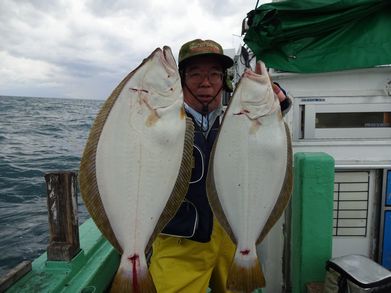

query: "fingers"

left=255, top=60, right=267, bottom=75
left=272, top=83, right=287, bottom=102
left=255, top=62, right=262, bottom=74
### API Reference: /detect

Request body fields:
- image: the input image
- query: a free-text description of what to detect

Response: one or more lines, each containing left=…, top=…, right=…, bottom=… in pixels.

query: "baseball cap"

left=178, top=39, right=234, bottom=70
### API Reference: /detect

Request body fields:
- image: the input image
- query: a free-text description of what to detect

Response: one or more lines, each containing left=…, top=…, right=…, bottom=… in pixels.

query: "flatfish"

left=207, top=61, right=293, bottom=292
left=79, top=46, right=194, bottom=292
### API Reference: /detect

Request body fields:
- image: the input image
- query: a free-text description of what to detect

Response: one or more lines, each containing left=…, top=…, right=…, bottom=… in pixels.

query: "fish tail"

left=226, top=250, right=265, bottom=293
left=110, top=266, right=156, bottom=293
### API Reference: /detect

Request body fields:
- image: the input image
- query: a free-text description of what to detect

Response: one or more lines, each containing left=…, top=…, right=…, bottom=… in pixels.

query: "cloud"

left=0, top=0, right=268, bottom=99
left=0, top=50, right=65, bottom=85
left=198, top=0, right=257, bottom=17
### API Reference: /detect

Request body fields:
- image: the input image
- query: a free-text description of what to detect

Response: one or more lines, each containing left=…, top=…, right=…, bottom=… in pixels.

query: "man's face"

left=182, top=56, right=224, bottom=113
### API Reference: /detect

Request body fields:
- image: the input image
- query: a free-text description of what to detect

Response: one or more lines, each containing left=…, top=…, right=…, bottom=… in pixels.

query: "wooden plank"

left=45, top=172, right=80, bottom=261
left=0, top=261, right=32, bottom=292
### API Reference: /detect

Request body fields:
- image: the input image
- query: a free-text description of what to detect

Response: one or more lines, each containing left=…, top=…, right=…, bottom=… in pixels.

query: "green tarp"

left=244, top=0, right=391, bottom=73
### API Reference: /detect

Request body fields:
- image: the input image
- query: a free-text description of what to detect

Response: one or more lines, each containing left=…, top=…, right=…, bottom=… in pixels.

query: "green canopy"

left=244, top=0, right=391, bottom=73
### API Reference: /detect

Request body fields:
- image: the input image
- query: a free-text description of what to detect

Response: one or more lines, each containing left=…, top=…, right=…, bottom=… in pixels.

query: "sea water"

left=0, top=95, right=103, bottom=276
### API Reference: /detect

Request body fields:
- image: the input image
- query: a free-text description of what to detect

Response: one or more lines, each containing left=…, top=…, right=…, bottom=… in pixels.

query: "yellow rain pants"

left=149, top=219, right=236, bottom=293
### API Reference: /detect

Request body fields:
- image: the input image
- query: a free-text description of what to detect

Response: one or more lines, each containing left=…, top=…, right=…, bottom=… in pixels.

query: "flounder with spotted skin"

left=207, top=61, right=293, bottom=293
left=79, top=46, right=193, bottom=293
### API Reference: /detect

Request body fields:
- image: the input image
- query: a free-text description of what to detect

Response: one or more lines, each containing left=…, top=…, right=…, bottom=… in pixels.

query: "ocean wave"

left=0, top=96, right=101, bottom=276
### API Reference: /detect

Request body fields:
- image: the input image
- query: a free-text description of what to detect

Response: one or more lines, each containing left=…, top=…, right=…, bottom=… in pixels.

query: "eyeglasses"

left=185, top=70, right=223, bottom=84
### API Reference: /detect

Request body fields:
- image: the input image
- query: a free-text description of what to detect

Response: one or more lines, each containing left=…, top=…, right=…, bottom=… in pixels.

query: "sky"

left=0, top=0, right=269, bottom=100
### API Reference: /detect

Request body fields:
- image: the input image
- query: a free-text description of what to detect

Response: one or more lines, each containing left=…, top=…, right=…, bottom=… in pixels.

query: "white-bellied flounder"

left=79, top=46, right=193, bottom=293
left=207, top=61, right=293, bottom=293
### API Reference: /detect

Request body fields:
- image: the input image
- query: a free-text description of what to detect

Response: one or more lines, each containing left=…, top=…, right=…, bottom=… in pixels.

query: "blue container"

left=382, top=211, right=391, bottom=269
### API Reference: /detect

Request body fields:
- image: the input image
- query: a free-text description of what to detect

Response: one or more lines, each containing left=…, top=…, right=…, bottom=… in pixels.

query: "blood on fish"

left=128, top=254, right=140, bottom=292
left=233, top=109, right=250, bottom=115
left=129, top=87, right=149, bottom=93
left=240, top=249, right=250, bottom=255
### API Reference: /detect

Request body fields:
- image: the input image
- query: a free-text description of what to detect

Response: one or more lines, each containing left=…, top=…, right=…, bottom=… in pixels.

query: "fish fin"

left=206, top=135, right=237, bottom=244
left=257, top=122, right=293, bottom=243
left=79, top=71, right=133, bottom=253
left=145, top=115, right=194, bottom=252
left=110, top=266, right=156, bottom=293
left=227, top=252, right=265, bottom=292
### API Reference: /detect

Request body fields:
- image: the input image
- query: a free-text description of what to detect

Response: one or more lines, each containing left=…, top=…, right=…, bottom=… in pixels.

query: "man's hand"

left=272, top=83, right=287, bottom=102
left=255, top=61, right=287, bottom=103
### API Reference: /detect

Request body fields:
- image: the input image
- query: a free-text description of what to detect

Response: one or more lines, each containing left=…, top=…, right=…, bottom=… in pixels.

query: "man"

left=149, top=39, right=291, bottom=293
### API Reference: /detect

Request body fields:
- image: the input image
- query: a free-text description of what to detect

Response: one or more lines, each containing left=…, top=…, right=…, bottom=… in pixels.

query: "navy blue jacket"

left=161, top=112, right=219, bottom=242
